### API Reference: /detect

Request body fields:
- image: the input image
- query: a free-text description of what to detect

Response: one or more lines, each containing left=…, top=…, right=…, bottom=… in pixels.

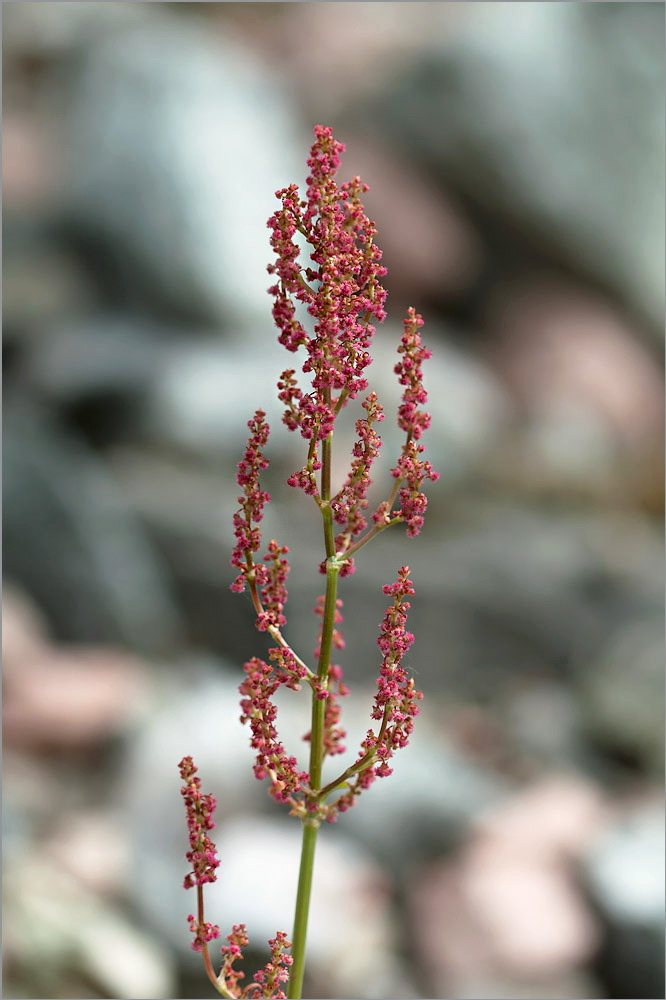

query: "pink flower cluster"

left=186, top=912, right=220, bottom=954
left=231, top=410, right=271, bottom=594
left=219, top=924, right=250, bottom=997
left=389, top=308, right=440, bottom=537
left=332, top=391, right=384, bottom=538
left=394, top=307, right=433, bottom=440
left=257, top=539, right=290, bottom=632
left=179, top=761, right=292, bottom=995
left=219, top=925, right=293, bottom=1000
left=179, top=755, right=220, bottom=891
left=239, top=655, right=309, bottom=807
left=267, top=125, right=387, bottom=456
left=179, top=756, right=221, bottom=951
left=329, top=568, right=423, bottom=815
left=250, top=931, right=294, bottom=999
left=369, top=566, right=422, bottom=774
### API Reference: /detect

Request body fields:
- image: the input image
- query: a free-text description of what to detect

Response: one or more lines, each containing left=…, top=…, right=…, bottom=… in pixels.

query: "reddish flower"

left=230, top=411, right=271, bottom=594
left=332, top=392, right=385, bottom=540
left=267, top=125, right=388, bottom=502
left=394, top=308, right=433, bottom=441
left=239, top=656, right=309, bottom=807
left=179, top=756, right=220, bottom=890
left=328, top=568, right=422, bottom=816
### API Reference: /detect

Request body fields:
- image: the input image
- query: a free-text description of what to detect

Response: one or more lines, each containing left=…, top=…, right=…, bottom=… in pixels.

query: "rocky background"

left=2, top=3, right=664, bottom=999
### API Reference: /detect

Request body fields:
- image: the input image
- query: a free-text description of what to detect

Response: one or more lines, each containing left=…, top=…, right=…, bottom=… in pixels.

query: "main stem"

left=288, top=399, right=339, bottom=1000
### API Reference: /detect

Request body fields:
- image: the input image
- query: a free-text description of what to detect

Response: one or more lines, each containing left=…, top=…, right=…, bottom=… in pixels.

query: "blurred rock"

left=500, top=682, right=588, bottom=772
left=3, top=853, right=175, bottom=1000
left=411, top=777, right=607, bottom=998
left=582, top=800, right=665, bottom=999
left=44, top=812, right=129, bottom=897
left=63, top=19, right=305, bottom=325
left=578, top=614, right=664, bottom=776
left=3, top=243, right=96, bottom=342
left=487, top=281, right=664, bottom=446
left=473, top=776, right=607, bottom=859
left=21, top=316, right=162, bottom=418
left=482, top=280, right=665, bottom=500
left=3, top=399, right=182, bottom=652
left=2, top=111, right=62, bottom=215
left=141, top=334, right=301, bottom=463
left=364, top=2, right=665, bottom=334
left=3, top=0, right=153, bottom=59
left=343, top=134, right=484, bottom=301
left=1, top=585, right=51, bottom=663
left=3, top=640, right=147, bottom=751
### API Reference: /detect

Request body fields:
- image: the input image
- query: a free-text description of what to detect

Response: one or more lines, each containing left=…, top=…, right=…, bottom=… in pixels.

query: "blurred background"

left=2, top=3, right=664, bottom=998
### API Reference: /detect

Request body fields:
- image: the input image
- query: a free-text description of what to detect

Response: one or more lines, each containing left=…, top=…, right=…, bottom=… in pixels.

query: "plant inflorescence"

left=179, top=125, right=438, bottom=1000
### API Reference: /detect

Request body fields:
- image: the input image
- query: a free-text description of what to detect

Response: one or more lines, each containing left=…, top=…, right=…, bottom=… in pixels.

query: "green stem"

left=289, top=401, right=340, bottom=999
left=310, top=559, right=340, bottom=788
left=287, top=818, right=319, bottom=999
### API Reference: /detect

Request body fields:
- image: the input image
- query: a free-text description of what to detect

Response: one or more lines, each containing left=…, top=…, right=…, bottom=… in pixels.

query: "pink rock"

left=486, top=279, right=664, bottom=446
left=411, top=777, right=607, bottom=995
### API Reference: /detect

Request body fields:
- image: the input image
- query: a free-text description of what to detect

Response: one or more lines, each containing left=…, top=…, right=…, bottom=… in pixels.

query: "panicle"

left=230, top=411, right=272, bottom=593
left=392, top=440, right=439, bottom=538
left=394, top=308, right=433, bottom=440
left=179, top=756, right=220, bottom=890
left=187, top=913, right=220, bottom=953
left=389, top=309, right=439, bottom=537
left=257, top=539, right=290, bottom=631
left=220, top=923, right=250, bottom=996
left=328, top=567, right=422, bottom=816
left=331, top=392, right=384, bottom=539
left=267, top=125, right=388, bottom=484
left=251, top=931, right=294, bottom=999
left=239, top=656, right=309, bottom=807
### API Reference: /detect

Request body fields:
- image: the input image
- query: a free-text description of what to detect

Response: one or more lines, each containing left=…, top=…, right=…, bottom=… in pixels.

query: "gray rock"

left=21, top=316, right=162, bottom=412
left=582, top=802, right=665, bottom=998
left=363, top=2, right=665, bottom=334
left=63, top=20, right=305, bottom=325
left=142, top=334, right=301, bottom=462
left=3, top=0, right=153, bottom=58
left=578, top=614, right=664, bottom=776
left=2, top=399, right=182, bottom=652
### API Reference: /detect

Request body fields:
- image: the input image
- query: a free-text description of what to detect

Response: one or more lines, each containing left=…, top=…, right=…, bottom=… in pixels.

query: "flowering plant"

left=179, top=126, right=438, bottom=999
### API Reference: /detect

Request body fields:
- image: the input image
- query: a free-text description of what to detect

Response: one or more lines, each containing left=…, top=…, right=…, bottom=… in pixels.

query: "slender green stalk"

left=287, top=818, right=319, bottom=999
left=288, top=403, right=339, bottom=999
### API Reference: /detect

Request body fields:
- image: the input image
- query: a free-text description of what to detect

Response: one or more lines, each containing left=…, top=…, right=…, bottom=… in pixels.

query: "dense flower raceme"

left=328, top=567, right=423, bottom=816
left=180, top=755, right=221, bottom=893
left=267, top=126, right=387, bottom=438
left=230, top=410, right=271, bottom=596
left=179, top=758, right=292, bottom=998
